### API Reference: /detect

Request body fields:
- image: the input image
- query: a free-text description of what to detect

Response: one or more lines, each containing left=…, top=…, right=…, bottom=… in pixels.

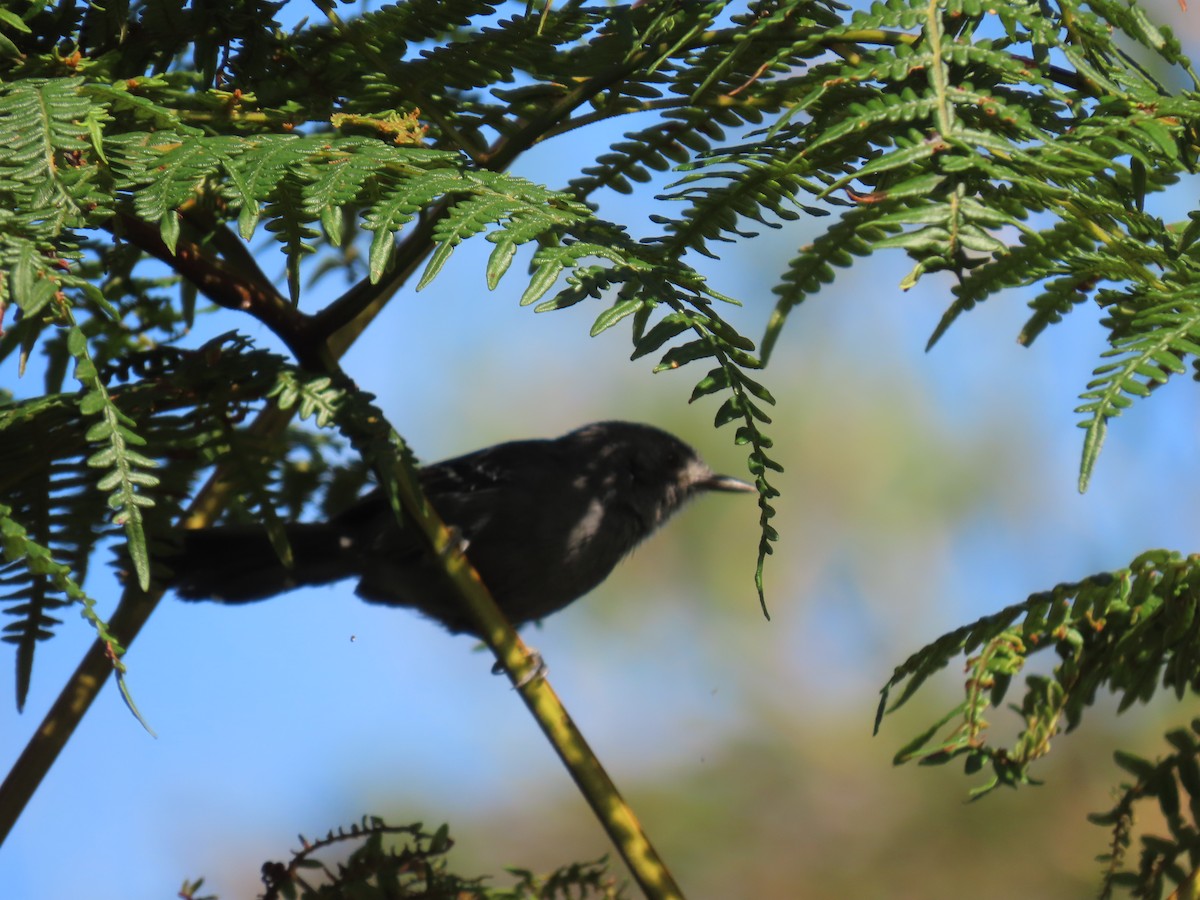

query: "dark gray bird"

left=169, top=421, right=756, bottom=635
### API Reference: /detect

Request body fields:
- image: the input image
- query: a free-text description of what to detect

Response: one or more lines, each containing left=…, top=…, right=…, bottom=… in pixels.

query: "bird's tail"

left=165, top=522, right=355, bottom=603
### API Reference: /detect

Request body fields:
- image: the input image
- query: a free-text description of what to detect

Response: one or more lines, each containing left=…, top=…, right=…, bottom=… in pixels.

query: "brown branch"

left=110, top=212, right=331, bottom=370
left=180, top=207, right=276, bottom=294
left=311, top=209, right=442, bottom=342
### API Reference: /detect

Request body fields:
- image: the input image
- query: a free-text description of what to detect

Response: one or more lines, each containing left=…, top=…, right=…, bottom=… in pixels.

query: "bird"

left=167, top=421, right=756, bottom=635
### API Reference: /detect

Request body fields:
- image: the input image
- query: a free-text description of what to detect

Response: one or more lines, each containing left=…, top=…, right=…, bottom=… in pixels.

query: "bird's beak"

left=701, top=473, right=757, bottom=493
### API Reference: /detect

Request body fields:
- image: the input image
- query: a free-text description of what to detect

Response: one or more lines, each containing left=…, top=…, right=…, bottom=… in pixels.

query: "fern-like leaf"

left=1076, top=299, right=1200, bottom=492
left=68, top=327, right=159, bottom=590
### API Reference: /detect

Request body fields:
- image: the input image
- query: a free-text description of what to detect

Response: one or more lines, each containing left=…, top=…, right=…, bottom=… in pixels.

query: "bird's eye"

left=626, top=452, right=659, bottom=486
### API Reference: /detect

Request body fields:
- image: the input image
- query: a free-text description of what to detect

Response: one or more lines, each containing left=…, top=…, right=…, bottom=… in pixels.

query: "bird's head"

left=565, top=421, right=756, bottom=533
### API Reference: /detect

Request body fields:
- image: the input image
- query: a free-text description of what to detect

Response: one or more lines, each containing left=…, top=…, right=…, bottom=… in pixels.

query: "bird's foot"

left=491, top=649, right=546, bottom=688
left=440, top=525, right=470, bottom=559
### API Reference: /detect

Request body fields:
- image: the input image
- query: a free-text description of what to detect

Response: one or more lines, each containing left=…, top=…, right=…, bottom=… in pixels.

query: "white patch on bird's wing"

left=566, top=497, right=606, bottom=558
